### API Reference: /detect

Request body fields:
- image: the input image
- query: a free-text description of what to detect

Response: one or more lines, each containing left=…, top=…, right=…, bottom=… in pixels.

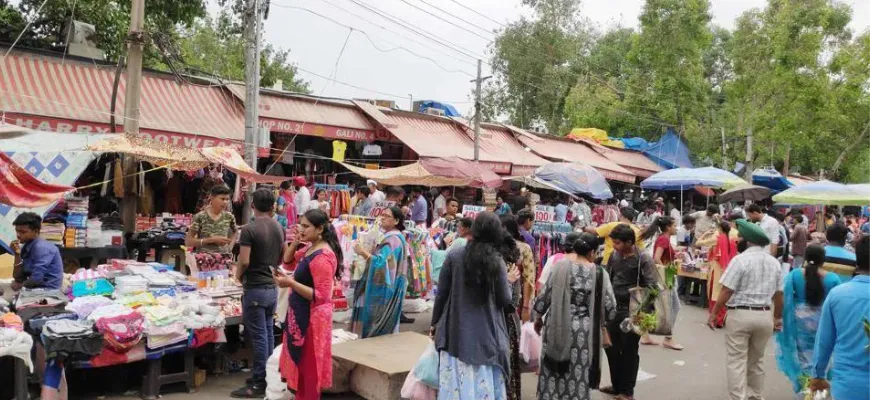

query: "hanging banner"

left=462, top=205, right=486, bottom=219
left=368, top=201, right=395, bottom=218
left=534, top=205, right=556, bottom=222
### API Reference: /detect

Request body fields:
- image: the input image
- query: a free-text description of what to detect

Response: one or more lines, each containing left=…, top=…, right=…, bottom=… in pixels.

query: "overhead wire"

left=396, top=0, right=494, bottom=42
left=1, top=0, right=50, bottom=61
left=443, top=0, right=507, bottom=28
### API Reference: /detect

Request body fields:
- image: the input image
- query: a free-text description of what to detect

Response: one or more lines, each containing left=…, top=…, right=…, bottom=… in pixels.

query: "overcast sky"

left=259, top=0, right=870, bottom=115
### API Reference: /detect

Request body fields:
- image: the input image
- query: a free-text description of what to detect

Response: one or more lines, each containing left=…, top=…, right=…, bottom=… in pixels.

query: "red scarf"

left=712, top=232, right=737, bottom=269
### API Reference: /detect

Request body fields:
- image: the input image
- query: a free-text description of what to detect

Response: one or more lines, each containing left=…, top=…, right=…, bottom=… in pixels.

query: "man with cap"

left=292, top=176, right=310, bottom=221
left=368, top=180, right=385, bottom=203
left=709, top=219, right=785, bottom=400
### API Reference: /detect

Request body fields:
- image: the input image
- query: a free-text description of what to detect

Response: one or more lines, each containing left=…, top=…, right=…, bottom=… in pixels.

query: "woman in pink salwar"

left=275, top=209, right=342, bottom=400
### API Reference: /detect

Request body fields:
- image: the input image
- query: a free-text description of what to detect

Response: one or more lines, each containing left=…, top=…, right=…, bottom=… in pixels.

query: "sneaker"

left=230, top=384, right=266, bottom=398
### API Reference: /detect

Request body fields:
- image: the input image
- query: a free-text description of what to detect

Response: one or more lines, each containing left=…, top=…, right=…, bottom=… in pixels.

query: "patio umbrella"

left=533, top=162, right=613, bottom=199
left=641, top=167, right=747, bottom=190
left=752, top=168, right=793, bottom=193
left=718, top=184, right=771, bottom=203
left=772, top=180, right=870, bottom=206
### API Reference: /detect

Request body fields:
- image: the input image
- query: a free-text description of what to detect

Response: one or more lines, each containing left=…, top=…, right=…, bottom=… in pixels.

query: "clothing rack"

left=314, top=183, right=351, bottom=191
left=532, top=221, right=573, bottom=233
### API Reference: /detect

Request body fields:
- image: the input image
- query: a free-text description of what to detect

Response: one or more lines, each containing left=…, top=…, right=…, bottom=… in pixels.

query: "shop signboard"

left=368, top=201, right=396, bottom=218
left=534, top=205, right=556, bottom=222
left=462, top=205, right=486, bottom=219
left=259, top=117, right=387, bottom=142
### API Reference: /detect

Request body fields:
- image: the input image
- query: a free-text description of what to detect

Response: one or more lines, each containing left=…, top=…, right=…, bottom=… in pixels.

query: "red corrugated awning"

left=0, top=51, right=244, bottom=148
left=227, top=85, right=385, bottom=142
left=517, top=134, right=636, bottom=183
left=450, top=120, right=549, bottom=172
left=595, top=147, right=663, bottom=178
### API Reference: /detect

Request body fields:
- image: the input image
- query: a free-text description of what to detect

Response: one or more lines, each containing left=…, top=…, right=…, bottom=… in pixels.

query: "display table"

left=678, top=268, right=709, bottom=308
left=127, top=233, right=186, bottom=271
left=59, top=246, right=128, bottom=269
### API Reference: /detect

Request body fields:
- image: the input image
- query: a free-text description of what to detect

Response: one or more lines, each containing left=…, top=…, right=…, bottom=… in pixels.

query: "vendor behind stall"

left=186, top=185, right=237, bottom=254
left=11, top=212, right=63, bottom=290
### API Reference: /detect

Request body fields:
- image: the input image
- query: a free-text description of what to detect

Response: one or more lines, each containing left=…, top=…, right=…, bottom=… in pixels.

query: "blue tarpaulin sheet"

left=643, top=129, right=694, bottom=169
left=752, top=168, right=793, bottom=193
left=615, top=137, right=651, bottom=151
left=415, top=100, right=461, bottom=117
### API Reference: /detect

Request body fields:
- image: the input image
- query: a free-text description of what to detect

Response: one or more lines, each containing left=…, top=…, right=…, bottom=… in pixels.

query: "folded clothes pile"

left=14, top=289, right=68, bottom=322
left=116, top=292, right=157, bottom=308
left=71, top=278, right=114, bottom=298
left=0, top=312, right=23, bottom=331
left=182, top=303, right=225, bottom=330
left=95, top=311, right=145, bottom=352
left=65, top=296, right=114, bottom=319
left=42, top=319, right=103, bottom=359
left=114, top=275, right=148, bottom=295
left=0, top=327, right=34, bottom=371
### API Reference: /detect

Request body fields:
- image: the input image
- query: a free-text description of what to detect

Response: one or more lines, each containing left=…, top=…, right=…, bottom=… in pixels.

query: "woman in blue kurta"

left=350, top=206, right=409, bottom=338
left=775, top=244, right=842, bottom=395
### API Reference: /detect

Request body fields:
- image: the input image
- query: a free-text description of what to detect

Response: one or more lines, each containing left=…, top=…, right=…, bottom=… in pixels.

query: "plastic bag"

left=411, top=341, right=439, bottom=389
left=401, top=369, right=437, bottom=400
left=265, top=344, right=291, bottom=400
left=519, top=322, right=541, bottom=368
left=627, top=285, right=678, bottom=336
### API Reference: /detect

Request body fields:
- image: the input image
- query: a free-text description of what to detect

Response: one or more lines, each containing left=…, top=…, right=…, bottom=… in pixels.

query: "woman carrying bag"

left=533, top=233, right=617, bottom=400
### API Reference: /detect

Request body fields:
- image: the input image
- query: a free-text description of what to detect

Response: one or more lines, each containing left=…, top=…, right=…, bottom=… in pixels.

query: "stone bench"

left=331, top=331, right=430, bottom=400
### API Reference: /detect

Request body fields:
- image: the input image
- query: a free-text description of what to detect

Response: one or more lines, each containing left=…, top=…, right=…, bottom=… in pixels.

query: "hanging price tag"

left=461, top=205, right=486, bottom=219
left=534, top=205, right=556, bottom=222
left=368, top=201, right=396, bottom=218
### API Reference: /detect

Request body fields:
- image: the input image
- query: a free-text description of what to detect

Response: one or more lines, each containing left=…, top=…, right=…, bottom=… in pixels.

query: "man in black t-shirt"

left=231, top=189, right=284, bottom=398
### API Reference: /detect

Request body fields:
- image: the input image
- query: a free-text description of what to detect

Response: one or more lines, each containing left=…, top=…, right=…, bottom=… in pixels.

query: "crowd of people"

left=7, top=176, right=868, bottom=400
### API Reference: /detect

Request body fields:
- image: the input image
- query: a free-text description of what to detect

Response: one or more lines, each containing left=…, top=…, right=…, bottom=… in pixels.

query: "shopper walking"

left=293, top=177, right=311, bottom=221
left=809, top=235, right=870, bottom=400
left=601, top=224, right=659, bottom=400
left=231, top=189, right=285, bottom=398
left=639, top=216, right=683, bottom=350
left=775, top=245, right=842, bottom=397
left=790, top=215, right=810, bottom=271
left=706, top=221, right=738, bottom=328
left=502, top=214, right=537, bottom=322
left=708, top=219, right=785, bottom=400
left=431, top=212, right=513, bottom=400
left=534, top=233, right=617, bottom=400
left=496, top=230, right=523, bottom=400
left=275, top=209, right=342, bottom=400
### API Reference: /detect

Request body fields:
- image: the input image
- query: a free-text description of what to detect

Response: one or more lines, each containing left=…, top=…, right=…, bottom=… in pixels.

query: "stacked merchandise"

left=42, top=221, right=66, bottom=246
left=86, top=219, right=103, bottom=247
left=66, top=197, right=89, bottom=248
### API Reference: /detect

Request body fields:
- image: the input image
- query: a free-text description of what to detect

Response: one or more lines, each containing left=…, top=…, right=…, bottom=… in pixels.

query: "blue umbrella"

left=640, top=167, right=746, bottom=190
left=752, top=168, right=793, bottom=193
left=533, top=162, right=613, bottom=199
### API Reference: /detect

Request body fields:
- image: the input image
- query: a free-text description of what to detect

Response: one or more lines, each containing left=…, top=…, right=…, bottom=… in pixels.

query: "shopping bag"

left=265, top=344, right=291, bottom=400
left=627, top=286, right=677, bottom=336
left=401, top=370, right=438, bottom=400
left=519, top=322, right=541, bottom=367
left=411, top=341, right=439, bottom=389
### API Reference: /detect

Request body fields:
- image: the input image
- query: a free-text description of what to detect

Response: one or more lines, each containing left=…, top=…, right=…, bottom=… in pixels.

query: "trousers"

left=243, top=286, right=278, bottom=386
left=725, top=308, right=773, bottom=400
left=604, top=312, right=641, bottom=397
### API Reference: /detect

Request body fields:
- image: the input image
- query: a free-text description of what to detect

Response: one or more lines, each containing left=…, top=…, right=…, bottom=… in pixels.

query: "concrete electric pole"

left=745, top=127, right=754, bottom=181
left=471, top=59, right=491, bottom=161
left=121, top=0, right=145, bottom=233
left=242, top=0, right=264, bottom=223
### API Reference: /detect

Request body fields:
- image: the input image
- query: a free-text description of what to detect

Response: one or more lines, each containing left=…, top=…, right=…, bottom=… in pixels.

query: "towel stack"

left=66, top=197, right=89, bottom=248
left=42, top=222, right=66, bottom=246
left=86, top=219, right=103, bottom=247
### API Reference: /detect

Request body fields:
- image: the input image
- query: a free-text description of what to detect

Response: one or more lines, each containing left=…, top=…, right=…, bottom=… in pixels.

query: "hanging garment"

left=113, top=158, right=124, bottom=198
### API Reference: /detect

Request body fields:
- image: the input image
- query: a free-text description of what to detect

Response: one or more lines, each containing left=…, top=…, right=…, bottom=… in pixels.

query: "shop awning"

left=227, top=85, right=385, bottom=142
left=516, top=134, right=636, bottom=183
left=340, top=158, right=501, bottom=188
left=595, top=146, right=663, bottom=178
left=457, top=121, right=550, bottom=171
left=0, top=51, right=245, bottom=147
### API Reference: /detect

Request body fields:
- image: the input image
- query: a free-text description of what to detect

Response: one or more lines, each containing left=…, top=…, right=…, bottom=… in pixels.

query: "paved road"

left=108, top=305, right=795, bottom=400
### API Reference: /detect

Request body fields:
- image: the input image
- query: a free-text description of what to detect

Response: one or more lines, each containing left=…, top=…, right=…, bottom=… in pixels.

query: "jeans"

left=243, top=286, right=277, bottom=387
left=604, top=312, right=641, bottom=396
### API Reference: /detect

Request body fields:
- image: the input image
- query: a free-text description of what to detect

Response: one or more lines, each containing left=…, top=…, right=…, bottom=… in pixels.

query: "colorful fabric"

left=437, top=351, right=507, bottom=400
left=351, top=231, right=408, bottom=338
left=407, top=231, right=432, bottom=298
left=280, top=246, right=337, bottom=397
left=71, top=278, right=114, bottom=298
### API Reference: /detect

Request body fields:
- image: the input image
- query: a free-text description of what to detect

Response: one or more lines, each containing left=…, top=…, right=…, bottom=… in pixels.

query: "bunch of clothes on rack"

left=313, top=184, right=354, bottom=218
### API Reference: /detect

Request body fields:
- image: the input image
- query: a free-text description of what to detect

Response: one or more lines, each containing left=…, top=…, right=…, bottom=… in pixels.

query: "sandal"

left=662, top=341, right=684, bottom=351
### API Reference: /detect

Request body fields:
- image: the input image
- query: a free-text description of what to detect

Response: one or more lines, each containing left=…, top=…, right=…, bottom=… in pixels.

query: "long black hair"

left=562, top=232, right=582, bottom=254
left=464, top=212, right=505, bottom=299
left=573, top=233, right=599, bottom=261
left=803, top=244, right=826, bottom=306
left=640, top=216, right=675, bottom=241
left=302, top=209, right=343, bottom=279
left=386, top=206, right=406, bottom=232
left=500, top=214, right=522, bottom=241
left=498, top=231, right=520, bottom=265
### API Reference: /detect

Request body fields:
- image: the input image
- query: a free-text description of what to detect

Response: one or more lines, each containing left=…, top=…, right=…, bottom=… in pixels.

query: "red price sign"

left=368, top=201, right=396, bottom=218
left=462, top=205, right=486, bottom=219
left=534, top=205, right=556, bottom=222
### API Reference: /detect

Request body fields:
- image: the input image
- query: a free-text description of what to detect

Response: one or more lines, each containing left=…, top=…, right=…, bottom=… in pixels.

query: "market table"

left=678, top=268, right=708, bottom=308
left=126, top=233, right=186, bottom=271
left=59, top=246, right=128, bottom=270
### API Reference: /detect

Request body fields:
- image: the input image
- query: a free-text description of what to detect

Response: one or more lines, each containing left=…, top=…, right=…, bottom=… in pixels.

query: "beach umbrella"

left=752, top=168, right=793, bottom=192
left=533, top=162, right=613, bottom=199
left=641, top=167, right=746, bottom=190
left=718, top=184, right=771, bottom=203
left=772, top=180, right=870, bottom=206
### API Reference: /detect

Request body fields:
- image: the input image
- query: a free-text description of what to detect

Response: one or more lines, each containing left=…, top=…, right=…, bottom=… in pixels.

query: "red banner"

left=259, top=117, right=387, bottom=142
left=2, top=113, right=242, bottom=150
left=0, top=152, right=73, bottom=207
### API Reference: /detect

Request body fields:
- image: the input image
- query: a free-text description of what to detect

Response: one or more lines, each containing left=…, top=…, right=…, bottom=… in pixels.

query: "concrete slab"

left=332, top=331, right=430, bottom=400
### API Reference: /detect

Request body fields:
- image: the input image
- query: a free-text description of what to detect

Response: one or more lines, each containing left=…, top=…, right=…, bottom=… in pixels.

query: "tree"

left=0, top=0, right=29, bottom=46
left=171, top=12, right=309, bottom=93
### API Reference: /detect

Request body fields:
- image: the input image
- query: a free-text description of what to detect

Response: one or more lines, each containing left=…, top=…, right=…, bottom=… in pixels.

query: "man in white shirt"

left=367, top=180, right=385, bottom=203
left=568, top=197, right=593, bottom=228
left=292, top=176, right=310, bottom=219
left=433, top=187, right=450, bottom=219
left=691, top=204, right=720, bottom=238
left=670, top=206, right=682, bottom=226
left=634, top=203, right=660, bottom=227
left=746, top=203, right=781, bottom=256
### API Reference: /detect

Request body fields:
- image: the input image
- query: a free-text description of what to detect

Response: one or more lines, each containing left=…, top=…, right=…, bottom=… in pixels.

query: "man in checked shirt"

left=708, top=219, right=785, bottom=400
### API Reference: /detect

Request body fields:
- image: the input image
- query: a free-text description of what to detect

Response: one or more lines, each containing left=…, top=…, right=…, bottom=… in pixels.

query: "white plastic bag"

left=411, top=341, right=439, bottom=389
left=519, top=322, right=542, bottom=368
left=401, top=369, right=437, bottom=400
left=265, top=344, right=291, bottom=400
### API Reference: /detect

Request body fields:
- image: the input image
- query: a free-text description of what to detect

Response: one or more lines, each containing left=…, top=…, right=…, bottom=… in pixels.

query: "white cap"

left=366, top=179, right=378, bottom=186
left=619, top=199, right=629, bottom=208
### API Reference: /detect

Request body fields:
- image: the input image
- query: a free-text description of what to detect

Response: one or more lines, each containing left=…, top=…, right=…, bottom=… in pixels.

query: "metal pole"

left=473, top=59, right=482, bottom=161
left=121, top=0, right=145, bottom=233
left=242, top=0, right=263, bottom=223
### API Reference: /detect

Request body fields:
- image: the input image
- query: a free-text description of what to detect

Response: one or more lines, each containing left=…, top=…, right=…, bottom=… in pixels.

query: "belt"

left=728, top=305, right=771, bottom=311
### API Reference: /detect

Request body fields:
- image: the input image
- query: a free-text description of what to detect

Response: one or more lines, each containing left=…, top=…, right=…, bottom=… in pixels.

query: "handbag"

left=626, top=250, right=676, bottom=336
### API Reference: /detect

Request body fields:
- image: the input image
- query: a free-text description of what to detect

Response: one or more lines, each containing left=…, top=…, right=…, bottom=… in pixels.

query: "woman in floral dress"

left=275, top=209, right=343, bottom=400
left=533, top=233, right=617, bottom=400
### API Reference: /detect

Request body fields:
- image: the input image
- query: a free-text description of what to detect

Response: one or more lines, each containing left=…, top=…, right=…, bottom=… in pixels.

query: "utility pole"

left=745, top=127, right=754, bottom=181
left=471, top=59, right=491, bottom=161
left=242, top=0, right=264, bottom=223
left=121, top=0, right=145, bottom=233
left=409, top=94, right=414, bottom=112
left=720, top=127, right=726, bottom=170
left=783, top=143, right=791, bottom=177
